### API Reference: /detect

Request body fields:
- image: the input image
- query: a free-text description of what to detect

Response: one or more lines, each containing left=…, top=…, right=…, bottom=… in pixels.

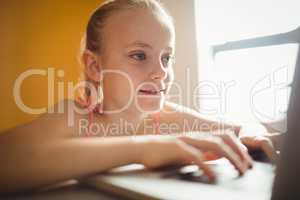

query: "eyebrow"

left=126, top=41, right=174, bottom=53
left=126, top=41, right=153, bottom=49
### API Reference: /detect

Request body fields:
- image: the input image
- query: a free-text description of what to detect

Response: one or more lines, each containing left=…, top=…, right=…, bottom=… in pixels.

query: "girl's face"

left=99, top=9, right=175, bottom=114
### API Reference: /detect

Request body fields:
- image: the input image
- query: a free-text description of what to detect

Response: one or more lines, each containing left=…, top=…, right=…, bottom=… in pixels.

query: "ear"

left=82, top=49, right=102, bottom=82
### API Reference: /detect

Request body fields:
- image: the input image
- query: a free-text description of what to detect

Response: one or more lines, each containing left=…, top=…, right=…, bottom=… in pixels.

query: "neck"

left=98, top=101, right=151, bottom=136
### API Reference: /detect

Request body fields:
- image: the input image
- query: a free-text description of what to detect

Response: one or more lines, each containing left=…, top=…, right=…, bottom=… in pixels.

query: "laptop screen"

left=271, top=41, right=300, bottom=199
left=213, top=43, right=299, bottom=124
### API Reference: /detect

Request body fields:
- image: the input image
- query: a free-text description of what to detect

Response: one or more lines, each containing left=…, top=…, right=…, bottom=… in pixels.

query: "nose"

left=150, top=62, right=168, bottom=81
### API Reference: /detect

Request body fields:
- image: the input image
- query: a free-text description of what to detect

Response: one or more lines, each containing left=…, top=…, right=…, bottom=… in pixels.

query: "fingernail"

left=249, top=159, right=254, bottom=169
left=240, top=164, right=247, bottom=175
left=244, top=160, right=252, bottom=169
left=209, top=174, right=216, bottom=183
left=238, top=170, right=244, bottom=176
left=245, top=155, right=253, bottom=168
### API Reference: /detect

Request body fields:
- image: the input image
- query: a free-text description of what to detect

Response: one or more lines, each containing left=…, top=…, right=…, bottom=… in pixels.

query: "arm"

left=159, top=102, right=282, bottom=162
left=0, top=113, right=141, bottom=193
left=0, top=100, right=144, bottom=192
left=159, top=101, right=241, bottom=135
left=0, top=100, right=250, bottom=193
left=2, top=121, right=230, bottom=193
left=240, top=132, right=283, bottom=163
left=0, top=101, right=215, bottom=193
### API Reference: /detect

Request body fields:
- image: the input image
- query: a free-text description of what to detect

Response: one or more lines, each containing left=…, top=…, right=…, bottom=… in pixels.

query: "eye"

left=130, top=52, right=146, bottom=61
left=161, top=54, right=174, bottom=68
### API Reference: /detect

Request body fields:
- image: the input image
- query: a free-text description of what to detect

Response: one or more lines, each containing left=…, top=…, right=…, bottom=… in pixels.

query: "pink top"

left=76, top=97, right=218, bottom=161
left=76, top=96, right=160, bottom=137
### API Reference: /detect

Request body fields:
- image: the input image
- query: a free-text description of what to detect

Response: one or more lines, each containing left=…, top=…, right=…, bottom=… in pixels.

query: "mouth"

left=138, top=88, right=167, bottom=95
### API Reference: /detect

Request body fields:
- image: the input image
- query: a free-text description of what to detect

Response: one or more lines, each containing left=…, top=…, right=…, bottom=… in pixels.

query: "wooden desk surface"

left=1, top=180, right=130, bottom=200
left=1, top=161, right=274, bottom=200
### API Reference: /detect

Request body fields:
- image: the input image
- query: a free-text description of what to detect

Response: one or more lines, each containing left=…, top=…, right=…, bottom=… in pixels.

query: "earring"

left=97, top=85, right=104, bottom=104
left=97, top=81, right=104, bottom=114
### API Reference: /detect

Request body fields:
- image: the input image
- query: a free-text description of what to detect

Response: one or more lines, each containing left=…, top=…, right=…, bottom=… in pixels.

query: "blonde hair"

left=78, top=0, right=174, bottom=101
left=82, top=0, right=174, bottom=54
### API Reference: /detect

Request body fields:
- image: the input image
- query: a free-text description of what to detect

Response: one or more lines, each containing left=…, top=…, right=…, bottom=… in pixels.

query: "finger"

left=219, top=131, right=253, bottom=168
left=238, top=143, right=254, bottom=168
left=179, top=143, right=216, bottom=182
left=191, top=137, right=247, bottom=175
left=266, top=133, right=282, bottom=150
left=203, top=151, right=221, bottom=161
left=240, top=136, right=262, bottom=149
left=241, top=136, right=278, bottom=163
left=178, top=136, right=247, bottom=175
left=257, top=137, right=277, bottom=163
left=212, top=139, right=248, bottom=175
left=233, top=126, right=242, bottom=137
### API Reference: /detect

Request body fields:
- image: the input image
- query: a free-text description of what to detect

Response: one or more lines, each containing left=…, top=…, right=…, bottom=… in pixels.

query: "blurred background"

left=0, top=0, right=196, bottom=132
left=0, top=0, right=299, bottom=132
left=0, top=0, right=104, bottom=131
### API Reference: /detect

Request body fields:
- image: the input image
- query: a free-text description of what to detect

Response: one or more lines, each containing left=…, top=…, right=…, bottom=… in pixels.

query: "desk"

left=2, top=161, right=274, bottom=200
left=1, top=180, right=129, bottom=200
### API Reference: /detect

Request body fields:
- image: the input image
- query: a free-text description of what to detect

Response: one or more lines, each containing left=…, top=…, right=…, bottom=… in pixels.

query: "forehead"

left=102, top=8, right=175, bottom=50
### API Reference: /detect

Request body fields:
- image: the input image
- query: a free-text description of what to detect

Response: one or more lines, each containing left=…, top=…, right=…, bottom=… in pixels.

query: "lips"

left=138, top=88, right=166, bottom=95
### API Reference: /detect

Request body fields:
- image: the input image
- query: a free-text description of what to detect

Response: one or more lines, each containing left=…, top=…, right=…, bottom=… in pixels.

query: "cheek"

left=103, top=66, right=148, bottom=98
left=127, top=67, right=152, bottom=89
left=166, top=68, right=175, bottom=84
left=103, top=73, right=132, bottom=98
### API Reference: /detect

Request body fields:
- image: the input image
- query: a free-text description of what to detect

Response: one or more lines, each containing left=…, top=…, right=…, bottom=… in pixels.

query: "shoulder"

left=1, top=99, right=91, bottom=140
left=37, top=99, right=90, bottom=138
left=160, top=101, right=202, bottom=119
left=42, top=99, right=85, bottom=120
left=158, top=101, right=204, bottom=128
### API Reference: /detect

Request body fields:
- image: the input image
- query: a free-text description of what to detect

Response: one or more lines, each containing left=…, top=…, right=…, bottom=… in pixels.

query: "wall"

left=0, top=0, right=103, bottom=132
left=0, top=0, right=199, bottom=132
left=161, top=0, right=200, bottom=110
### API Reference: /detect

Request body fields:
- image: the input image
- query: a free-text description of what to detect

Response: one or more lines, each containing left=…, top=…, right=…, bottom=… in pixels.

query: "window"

left=195, top=0, right=300, bottom=123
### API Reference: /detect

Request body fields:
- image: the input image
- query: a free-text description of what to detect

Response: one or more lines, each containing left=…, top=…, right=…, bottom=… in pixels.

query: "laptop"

left=271, top=29, right=300, bottom=200
left=81, top=28, right=300, bottom=200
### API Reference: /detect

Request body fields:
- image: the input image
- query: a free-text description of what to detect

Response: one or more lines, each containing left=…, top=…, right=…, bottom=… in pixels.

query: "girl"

left=0, top=0, right=278, bottom=193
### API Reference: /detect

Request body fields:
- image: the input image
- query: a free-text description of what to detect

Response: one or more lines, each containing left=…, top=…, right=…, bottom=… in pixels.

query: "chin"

left=136, top=96, right=164, bottom=113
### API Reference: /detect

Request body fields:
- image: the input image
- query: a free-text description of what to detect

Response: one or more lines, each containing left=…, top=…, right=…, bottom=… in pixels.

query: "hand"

left=238, top=122, right=269, bottom=138
left=135, top=131, right=252, bottom=182
left=178, top=130, right=253, bottom=171
left=240, top=133, right=282, bottom=163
